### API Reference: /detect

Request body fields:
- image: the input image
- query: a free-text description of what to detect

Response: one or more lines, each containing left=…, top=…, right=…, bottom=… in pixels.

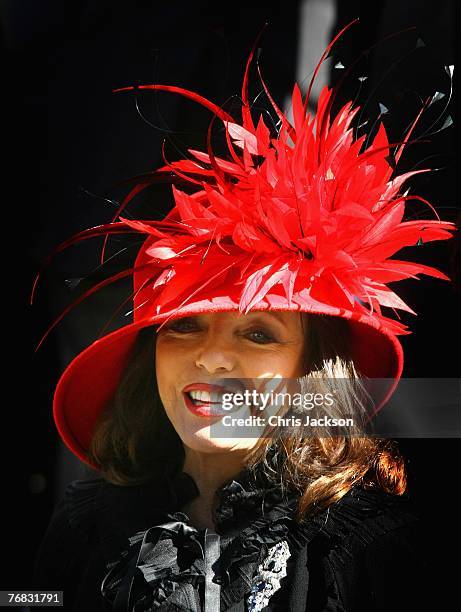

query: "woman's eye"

left=166, top=319, right=198, bottom=333
left=245, top=329, right=275, bottom=344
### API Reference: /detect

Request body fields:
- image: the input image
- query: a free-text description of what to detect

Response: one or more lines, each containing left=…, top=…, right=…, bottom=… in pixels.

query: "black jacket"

left=33, top=463, right=437, bottom=611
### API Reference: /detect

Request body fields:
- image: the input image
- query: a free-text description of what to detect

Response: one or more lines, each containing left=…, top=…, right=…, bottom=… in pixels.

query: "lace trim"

left=247, top=540, right=291, bottom=612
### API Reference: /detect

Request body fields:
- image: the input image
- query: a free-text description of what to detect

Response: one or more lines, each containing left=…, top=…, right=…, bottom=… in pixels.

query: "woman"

left=33, top=25, right=455, bottom=612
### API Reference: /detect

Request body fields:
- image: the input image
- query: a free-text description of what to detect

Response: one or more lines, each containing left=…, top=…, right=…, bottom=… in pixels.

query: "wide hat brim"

left=53, top=303, right=403, bottom=468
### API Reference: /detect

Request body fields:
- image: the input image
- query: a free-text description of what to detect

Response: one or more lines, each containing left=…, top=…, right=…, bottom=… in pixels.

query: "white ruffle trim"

left=247, top=540, right=291, bottom=611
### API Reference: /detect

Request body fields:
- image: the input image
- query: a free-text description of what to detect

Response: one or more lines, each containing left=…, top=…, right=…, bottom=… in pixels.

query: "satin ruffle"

left=101, top=455, right=300, bottom=611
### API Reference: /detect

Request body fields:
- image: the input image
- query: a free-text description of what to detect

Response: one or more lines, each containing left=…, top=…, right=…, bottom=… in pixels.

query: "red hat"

left=37, top=31, right=456, bottom=468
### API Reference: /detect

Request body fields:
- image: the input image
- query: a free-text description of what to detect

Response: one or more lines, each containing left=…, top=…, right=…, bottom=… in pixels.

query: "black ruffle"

left=212, top=461, right=295, bottom=534
left=101, top=515, right=205, bottom=611
left=100, top=451, right=301, bottom=611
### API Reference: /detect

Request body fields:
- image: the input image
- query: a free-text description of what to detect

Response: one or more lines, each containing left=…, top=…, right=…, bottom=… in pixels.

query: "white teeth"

left=188, top=390, right=222, bottom=403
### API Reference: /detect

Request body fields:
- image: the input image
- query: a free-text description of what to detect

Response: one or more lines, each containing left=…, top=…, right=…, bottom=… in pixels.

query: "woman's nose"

left=194, top=336, right=235, bottom=374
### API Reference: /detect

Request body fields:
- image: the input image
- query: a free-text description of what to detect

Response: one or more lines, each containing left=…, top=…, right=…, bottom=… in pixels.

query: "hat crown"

left=126, top=78, right=454, bottom=334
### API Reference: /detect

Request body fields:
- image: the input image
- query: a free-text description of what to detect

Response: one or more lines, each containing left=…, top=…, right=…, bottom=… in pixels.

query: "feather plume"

left=35, top=36, right=456, bottom=344
left=117, top=75, right=454, bottom=335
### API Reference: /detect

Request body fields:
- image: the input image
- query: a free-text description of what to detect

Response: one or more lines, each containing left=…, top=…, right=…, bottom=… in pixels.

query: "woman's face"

left=155, top=311, right=306, bottom=454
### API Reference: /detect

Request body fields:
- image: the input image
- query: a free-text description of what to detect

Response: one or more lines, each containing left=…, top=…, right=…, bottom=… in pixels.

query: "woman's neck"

left=180, top=447, right=248, bottom=531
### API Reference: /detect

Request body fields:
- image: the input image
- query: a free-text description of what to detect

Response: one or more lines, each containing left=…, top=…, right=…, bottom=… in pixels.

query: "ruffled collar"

left=99, top=450, right=302, bottom=610
left=212, top=465, right=297, bottom=535
left=168, top=447, right=299, bottom=535
left=98, top=446, right=298, bottom=536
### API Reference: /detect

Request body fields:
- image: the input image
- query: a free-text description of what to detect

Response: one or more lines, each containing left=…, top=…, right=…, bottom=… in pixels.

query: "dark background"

left=2, top=0, right=459, bottom=598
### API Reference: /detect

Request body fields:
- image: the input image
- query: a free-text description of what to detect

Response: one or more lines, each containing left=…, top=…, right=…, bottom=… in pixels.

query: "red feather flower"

left=108, top=75, right=455, bottom=335
left=32, top=25, right=456, bottom=346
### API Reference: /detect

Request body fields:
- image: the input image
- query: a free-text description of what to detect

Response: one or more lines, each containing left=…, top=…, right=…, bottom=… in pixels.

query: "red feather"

left=36, top=35, right=456, bottom=343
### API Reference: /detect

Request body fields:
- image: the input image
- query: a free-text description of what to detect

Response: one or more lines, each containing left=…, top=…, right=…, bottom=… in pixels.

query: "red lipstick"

left=182, top=392, right=222, bottom=418
left=181, top=382, right=242, bottom=418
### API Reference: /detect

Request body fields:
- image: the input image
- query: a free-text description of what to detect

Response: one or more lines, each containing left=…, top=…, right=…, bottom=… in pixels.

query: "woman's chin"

left=180, top=431, right=257, bottom=453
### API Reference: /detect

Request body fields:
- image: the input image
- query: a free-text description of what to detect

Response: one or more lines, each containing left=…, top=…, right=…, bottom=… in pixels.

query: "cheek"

left=155, top=350, right=179, bottom=429
left=155, top=338, right=192, bottom=406
left=285, top=343, right=306, bottom=377
left=155, top=338, right=189, bottom=376
left=289, top=343, right=307, bottom=377
left=277, top=351, right=304, bottom=377
left=155, top=341, right=174, bottom=401
left=244, top=344, right=305, bottom=378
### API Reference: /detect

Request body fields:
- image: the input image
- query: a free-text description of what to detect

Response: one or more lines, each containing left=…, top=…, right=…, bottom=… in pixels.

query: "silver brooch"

left=247, top=540, right=291, bottom=612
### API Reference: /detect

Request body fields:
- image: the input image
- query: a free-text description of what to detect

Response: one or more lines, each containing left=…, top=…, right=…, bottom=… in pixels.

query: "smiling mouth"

left=188, top=396, right=220, bottom=406
left=183, top=391, right=226, bottom=418
left=182, top=389, right=250, bottom=418
left=186, top=390, right=225, bottom=403
left=184, top=390, right=228, bottom=407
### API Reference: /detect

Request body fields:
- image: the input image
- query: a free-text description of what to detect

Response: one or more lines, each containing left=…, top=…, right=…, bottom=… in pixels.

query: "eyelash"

left=244, top=328, right=275, bottom=344
left=164, top=321, right=276, bottom=344
left=166, top=320, right=196, bottom=333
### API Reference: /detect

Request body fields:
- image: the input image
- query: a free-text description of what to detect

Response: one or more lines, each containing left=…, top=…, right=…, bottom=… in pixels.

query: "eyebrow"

left=245, top=311, right=288, bottom=327
left=185, top=311, right=289, bottom=327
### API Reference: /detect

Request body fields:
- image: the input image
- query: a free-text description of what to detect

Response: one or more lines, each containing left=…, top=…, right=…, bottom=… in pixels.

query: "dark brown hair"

left=88, top=314, right=407, bottom=521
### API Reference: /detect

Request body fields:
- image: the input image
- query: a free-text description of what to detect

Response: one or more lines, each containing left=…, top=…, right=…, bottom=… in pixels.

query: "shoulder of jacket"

left=318, top=489, right=430, bottom=611
left=299, top=486, right=420, bottom=562
left=33, top=477, right=106, bottom=588
left=59, top=476, right=106, bottom=541
left=290, top=487, right=428, bottom=611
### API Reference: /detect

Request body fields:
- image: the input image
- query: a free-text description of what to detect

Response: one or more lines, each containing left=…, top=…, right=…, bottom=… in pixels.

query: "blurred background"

left=2, top=0, right=459, bottom=595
